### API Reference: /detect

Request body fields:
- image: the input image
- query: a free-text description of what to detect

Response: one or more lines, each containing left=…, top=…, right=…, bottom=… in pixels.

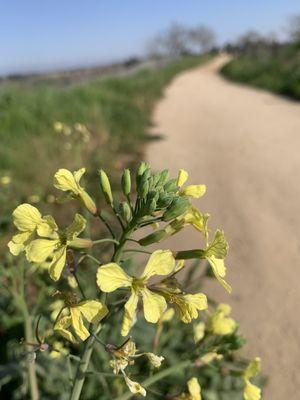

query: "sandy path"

left=147, top=55, right=300, bottom=399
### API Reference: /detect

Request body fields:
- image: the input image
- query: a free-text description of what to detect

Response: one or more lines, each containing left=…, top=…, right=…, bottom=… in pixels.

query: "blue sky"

left=0, top=0, right=299, bottom=75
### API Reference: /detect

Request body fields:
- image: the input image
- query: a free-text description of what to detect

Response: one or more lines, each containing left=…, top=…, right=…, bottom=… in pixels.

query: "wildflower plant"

left=5, top=163, right=263, bottom=400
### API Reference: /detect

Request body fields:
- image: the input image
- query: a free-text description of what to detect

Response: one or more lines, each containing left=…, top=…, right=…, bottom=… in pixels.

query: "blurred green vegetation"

left=0, top=55, right=210, bottom=245
left=221, top=42, right=300, bottom=100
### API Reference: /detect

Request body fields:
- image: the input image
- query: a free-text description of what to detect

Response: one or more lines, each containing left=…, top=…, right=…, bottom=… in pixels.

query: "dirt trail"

left=147, top=55, right=300, bottom=399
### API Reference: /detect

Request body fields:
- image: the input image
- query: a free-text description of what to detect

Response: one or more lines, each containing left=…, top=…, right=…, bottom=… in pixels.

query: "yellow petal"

left=124, top=376, right=146, bottom=397
left=181, top=184, right=206, bottom=198
left=193, top=321, right=206, bottom=343
left=187, top=377, right=202, bottom=400
left=142, top=250, right=175, bottom=280
left=73, top=168, right=86, bottom=184
left=201, top=352, right=223, bottom=364
left=142, top=288, right=166, bottom=323
left=12, top=203, right=42, bottom=231
left=48, top=246, right=67, bottom=281
left=121, top=291, right=139, bottom=336
left=65, top=213, right=86, bottom=240
left=209, top=303, right=237, bottom=335
left=206, top=256, right=232, bottom=293
left=8, top=231, right=33, bottom=256
left=244, top=380, right=261, bottom=400
left=37, top=215, right=58, bottom=237
left=26, top=239, right=58, bottom=263
left=145, top=353, right=164, bottom=368
left=182, top=293, right=208, bottom=322
left=97, top=263, right=132, bottom=292
left=53, top=169, right=82, bottom=195
left=70, top=307, right=90, bottom=341
left=177, top=169, right=189, bottom=187
left=54, top=315, right=76, bottom=343
left=77, top=300, right=108, bottom=324
left=244, top=358, right=261, bottom=380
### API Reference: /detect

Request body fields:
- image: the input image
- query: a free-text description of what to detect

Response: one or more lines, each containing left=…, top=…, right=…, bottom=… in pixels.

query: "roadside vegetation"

left=0, top=55, right=210, bottom=242
left=221, top=17, right=300, bottom=101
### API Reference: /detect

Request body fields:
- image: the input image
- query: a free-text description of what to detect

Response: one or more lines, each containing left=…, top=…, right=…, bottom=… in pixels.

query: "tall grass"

left=221, top=43, right=300, bottom=100
left=0, top=55, right=210, bottom=241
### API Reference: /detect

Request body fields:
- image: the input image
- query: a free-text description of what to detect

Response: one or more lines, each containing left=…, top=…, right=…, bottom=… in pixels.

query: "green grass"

left=0, top=55, right=210, bottom=228
left=220, top=43, right=300, bottom=100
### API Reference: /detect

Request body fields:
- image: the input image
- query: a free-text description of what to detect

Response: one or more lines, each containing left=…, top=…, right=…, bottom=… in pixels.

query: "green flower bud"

left=157, top=169, right=169, bottom=187
left=164, top=178, right=178, bottom=193
left=157, top=192, right=174, bottom=208
left=69, top=238, right=93, bottom=249
left=163, top=197, right=189, bottom=222
left=138, top=229, right=167, bottom=246
left=121, top=169, right=131, bottom=196
left=138, top=179, right=149, bottom=199
left=119, top=202, right=132, bottom=223
left=99, top=169, right=113, bottom=204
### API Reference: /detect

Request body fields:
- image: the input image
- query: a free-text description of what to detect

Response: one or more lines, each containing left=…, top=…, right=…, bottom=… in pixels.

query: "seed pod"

left=99, top=169, right=113, bottom=204
left=119, top=201, right=132, bottom=223
left=138, top=229, right=167, bottom=246
left=163, top=197, right=189, bottom=222
left=121, top=169, right=131, bottom=196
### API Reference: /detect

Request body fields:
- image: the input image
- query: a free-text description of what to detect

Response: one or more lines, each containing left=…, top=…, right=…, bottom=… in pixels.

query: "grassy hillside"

left=221, top=43, right=300, bottom=100
left=0, top=55, right=210, bottom=230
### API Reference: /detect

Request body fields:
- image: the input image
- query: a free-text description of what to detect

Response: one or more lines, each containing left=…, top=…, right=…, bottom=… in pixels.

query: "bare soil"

left=147, top=55, right=300, bottom=399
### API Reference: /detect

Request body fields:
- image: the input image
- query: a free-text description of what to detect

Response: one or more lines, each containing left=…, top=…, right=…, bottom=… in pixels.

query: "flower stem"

left=69, top=221, right=137, bottom=399
left=93, top=238, right=119, bottom=245
left=115, top=360, right=192, bottom=400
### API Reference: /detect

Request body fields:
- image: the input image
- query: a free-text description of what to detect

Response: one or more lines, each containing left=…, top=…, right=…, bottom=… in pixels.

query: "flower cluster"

left=8, top=163, right=262, bottom=399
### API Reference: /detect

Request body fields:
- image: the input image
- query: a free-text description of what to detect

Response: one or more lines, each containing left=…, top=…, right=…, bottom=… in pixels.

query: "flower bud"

left=164, top=178, right=178, bottom=193
left=99, top=169, right=113, bottom=204
left=163, top=198, right=189, bottom=222
left=69, top=238, right=93, bottom=249
left=157, top=169, right=169, bottom=187
left=119, top=202, right=132, bottom=223
left=138, top=229, right=167, bottom=246
left=79, top=191, right=97, bottom=215
left=121, top=169, right=131, bottom=196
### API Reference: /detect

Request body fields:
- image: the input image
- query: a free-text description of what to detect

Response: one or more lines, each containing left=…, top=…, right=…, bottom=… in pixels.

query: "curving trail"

left=147, top=55, right=300, bottom=399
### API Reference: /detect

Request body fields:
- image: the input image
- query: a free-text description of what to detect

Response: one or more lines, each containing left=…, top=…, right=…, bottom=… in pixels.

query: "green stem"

left=69, top=221, right=137, bottom=399
left=69, top=325, right=100, bottom=400
left=115, top=360, right=192, bottom=400
left=93, top=238, right=119, bottom=245
left=123, top=248, right=152, bottom=255
left=24, top=315, right=40, bottom=400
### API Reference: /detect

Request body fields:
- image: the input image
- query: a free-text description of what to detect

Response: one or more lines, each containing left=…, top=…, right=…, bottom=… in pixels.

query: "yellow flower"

left=54, top=168, right=97, bottom=215
left=97, top=250, right=176, bottom=336
left=169, top=293, right=207, bottom=323
left=0, top=175, right=11, bottom=185
left=145, top=352, right=164, bottom=368
left=243, top=358, right=261, bottom=400
left=8, top=204, right=57, bottom=256
left=26, top=213, right=87, bottom=281
left=175, top=377, right=202, bottom=400
left=208, top=303, right=237, bottom=335
left=54, top=299, right=108, bottom=342
left=49, top=341, right=69, bottom=359
left=193, top=321, right=205, bottom=343
left=177, top=169, right=206, bottom=198
left=123, top=375, right=146, bottom=397
left=200, top=352, right=223, bottom=364
left=204, top=230, right=231, bottom=293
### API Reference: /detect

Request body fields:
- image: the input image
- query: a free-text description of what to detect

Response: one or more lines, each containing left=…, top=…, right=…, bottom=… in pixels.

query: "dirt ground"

left=147, top=55, right=300, bottom=399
